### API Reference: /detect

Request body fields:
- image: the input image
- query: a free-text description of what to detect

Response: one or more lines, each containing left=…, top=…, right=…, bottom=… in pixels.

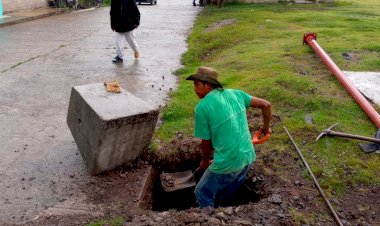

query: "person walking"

left=110, top=0, right=140, bottom=63
left=186, top=66, right=272, bottom=208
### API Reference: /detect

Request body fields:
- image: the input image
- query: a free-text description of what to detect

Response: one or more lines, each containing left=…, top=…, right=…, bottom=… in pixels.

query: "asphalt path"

left=0, top=1, right=200, bottom=224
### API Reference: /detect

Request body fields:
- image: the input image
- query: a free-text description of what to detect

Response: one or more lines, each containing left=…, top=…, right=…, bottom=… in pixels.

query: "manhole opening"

left=139, top=158, right=199, bottom=211
left=139, top=161, right=265, bottom=211
left=152, top=171, right=197, bottom=211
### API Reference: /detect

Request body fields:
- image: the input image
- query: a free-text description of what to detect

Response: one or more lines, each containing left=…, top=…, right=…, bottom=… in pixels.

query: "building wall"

left=2, top=0, right=47, bottom=14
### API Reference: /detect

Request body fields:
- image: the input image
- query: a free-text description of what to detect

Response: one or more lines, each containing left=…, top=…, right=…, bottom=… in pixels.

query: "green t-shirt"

left=194, top=89, right=255, bottom=174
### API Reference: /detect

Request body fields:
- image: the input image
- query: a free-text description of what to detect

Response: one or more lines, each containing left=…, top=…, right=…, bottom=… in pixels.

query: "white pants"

left=115, top=31, right=138, bottom=59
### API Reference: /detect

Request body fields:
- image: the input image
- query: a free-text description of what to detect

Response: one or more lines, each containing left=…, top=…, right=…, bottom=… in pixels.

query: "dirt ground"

left=21, top=113, right=379, bottom=226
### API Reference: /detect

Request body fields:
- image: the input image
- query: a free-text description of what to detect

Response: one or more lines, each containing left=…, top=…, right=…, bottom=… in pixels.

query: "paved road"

left=0, top=1, right=199, bottom=224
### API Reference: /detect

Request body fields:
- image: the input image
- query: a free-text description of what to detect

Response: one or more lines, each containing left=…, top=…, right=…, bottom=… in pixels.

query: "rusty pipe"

left=303, top=33, right=380, bottom=129
left=284, top=126, right=344, bottom=226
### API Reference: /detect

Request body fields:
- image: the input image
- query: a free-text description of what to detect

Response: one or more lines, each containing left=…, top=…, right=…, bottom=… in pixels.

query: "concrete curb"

left=0, top=9, right=68, bottom=28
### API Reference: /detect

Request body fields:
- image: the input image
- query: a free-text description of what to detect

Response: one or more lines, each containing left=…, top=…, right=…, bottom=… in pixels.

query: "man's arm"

left=250, top=97, right=272, bottom=133
left=200, top=139, right=213, bottom=170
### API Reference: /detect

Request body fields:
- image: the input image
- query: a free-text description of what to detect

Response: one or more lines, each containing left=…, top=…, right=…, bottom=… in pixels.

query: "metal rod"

left=284, top=126, right=344, bottom=226
left=303, top=33, right=380, bottom=129
left=328, top=131, right=380, bottom=143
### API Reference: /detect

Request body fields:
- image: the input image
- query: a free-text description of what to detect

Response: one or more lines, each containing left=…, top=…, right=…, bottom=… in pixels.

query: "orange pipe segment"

left=303, top=33, right=380, bottom=129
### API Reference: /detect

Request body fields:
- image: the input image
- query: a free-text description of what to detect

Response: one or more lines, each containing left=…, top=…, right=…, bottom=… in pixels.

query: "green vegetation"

left=289, top=208, right=317, bottom=225
left=86, top=217, right=124, bottom=226
left=49, top=0, right=105, bottom=8
left=77, top=0, right=102, bottom=7
left=157, top=0, right=380, bottom=196
left=103, top=0, right=111, bottom=6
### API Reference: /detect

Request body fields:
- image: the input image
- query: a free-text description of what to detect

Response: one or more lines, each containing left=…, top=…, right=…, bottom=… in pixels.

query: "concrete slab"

left=343, top=71, right=380, bottom=106
left=67, top=83, right=159, bottom=174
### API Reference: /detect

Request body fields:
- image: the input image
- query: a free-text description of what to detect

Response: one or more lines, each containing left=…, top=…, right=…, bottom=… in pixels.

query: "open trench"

left=136, top=111, right=282, bottom=212
left=138, top=140, right=265, bottom=211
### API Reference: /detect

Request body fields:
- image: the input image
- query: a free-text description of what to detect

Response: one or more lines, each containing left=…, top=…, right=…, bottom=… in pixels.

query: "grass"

left=289, top=208, right=317, bottom=225
left=103, top=0, right=111, bottom=6
left=86, top=217, right=124, bottom=226
left=156, top=0, right=380, bottom=196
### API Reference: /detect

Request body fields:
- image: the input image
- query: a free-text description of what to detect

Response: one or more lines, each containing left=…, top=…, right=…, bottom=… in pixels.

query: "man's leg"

left=115, top=32, right=125, bottom=59
left=195, top=164, right=252, bottom=208
left=194, top=169, right=221, bottom=208
left=123, top=30, right=139, bottom=58
left=219, top=164, right=252, bottom=204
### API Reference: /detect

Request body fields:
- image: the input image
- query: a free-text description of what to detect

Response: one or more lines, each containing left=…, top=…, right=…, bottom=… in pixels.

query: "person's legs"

left=218, top=163, right=252, bottom=204
left=195, top=164, right=252, bottom=208
left=115, top=32, right=125, bottom=59
left=194, top=169, right=221, bottom=208
left=123, top=30, right=139, bottom=58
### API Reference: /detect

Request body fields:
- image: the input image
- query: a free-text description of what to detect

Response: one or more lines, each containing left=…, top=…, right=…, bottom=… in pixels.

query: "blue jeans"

left=194, top=164, right=252, bottom=208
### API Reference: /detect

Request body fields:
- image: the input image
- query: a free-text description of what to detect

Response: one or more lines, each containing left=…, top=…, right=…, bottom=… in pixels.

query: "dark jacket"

left=110, top=0, right=140, bottom=32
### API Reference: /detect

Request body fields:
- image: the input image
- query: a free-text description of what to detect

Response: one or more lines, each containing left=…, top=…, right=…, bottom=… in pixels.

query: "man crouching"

left=186, top=66, right=272, bottom=208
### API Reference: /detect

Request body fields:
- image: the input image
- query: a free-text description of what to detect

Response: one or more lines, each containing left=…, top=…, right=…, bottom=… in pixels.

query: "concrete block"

left=67, top=83, right=159, bottom=174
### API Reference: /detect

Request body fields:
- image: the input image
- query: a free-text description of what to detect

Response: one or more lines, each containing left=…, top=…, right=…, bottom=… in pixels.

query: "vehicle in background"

left=137, top=0, right=157, bottom=5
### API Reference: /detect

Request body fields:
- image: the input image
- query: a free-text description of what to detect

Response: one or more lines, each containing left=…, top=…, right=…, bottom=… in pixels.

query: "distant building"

left=1, top=0, right=48, bottom=15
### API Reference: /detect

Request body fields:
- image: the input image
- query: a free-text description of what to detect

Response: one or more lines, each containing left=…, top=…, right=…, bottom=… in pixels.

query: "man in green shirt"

left=186, top=66, right=272, bottom=208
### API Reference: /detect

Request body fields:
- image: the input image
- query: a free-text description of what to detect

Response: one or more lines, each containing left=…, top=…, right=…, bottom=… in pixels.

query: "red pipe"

left=303, top=33, right=380, bottom=129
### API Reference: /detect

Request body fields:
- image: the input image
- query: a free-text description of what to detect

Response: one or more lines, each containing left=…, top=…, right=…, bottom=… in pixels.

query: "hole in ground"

left=139, top=164, right=265, bottom=211
left=152, top=174, right=196, bottom=211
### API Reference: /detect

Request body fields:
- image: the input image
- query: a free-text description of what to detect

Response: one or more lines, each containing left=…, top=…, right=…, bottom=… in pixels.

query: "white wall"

left=2, top=0, right=47, bottom=14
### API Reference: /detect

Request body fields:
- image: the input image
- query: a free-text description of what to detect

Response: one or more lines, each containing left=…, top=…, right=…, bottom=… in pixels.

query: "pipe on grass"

left=303, top=33, right=380, bottom=129
left=284, top=126, right=344, bottom=226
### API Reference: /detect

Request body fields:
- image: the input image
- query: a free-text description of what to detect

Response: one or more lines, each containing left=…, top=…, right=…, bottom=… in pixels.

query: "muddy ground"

left=20, top=113, right=379, bottom=226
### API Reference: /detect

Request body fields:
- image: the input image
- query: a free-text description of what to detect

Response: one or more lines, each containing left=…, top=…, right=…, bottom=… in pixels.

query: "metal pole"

left=303, top=33, right=380, bottom=129
left=284, top=126, right=344, bottom=226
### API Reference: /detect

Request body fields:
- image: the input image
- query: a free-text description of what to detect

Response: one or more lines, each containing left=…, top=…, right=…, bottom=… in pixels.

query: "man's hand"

left=199, top=159, right=210, bottom=170
left=260, top=127, right=272, bottom=135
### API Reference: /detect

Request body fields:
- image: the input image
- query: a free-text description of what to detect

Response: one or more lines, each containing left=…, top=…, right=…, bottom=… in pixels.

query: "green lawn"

left=157, top=0, right=380, bottom=195
left=86, top=217, right=124, bottom=226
